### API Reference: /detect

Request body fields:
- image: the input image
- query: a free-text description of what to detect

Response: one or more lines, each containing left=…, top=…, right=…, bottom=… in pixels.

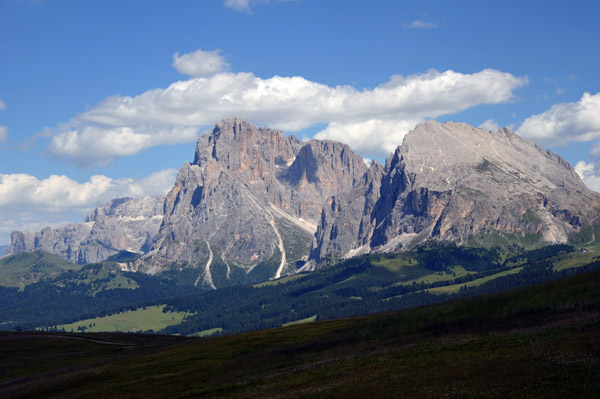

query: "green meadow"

left=0, top=251, right=80, bottom=290
left=54, top=305, right=189, bottom=333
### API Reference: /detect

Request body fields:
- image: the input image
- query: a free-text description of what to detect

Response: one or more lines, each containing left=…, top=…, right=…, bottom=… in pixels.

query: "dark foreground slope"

left=2, top=269, right=600, bottom=399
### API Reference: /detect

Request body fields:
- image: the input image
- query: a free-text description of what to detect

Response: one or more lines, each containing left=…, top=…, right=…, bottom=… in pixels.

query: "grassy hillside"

left=0, top=262, right=200, bottom=330
left=3, top=244, right=598, bottom=337
left=155, top=244, right=599, bottom=336
left=2, top=268, right=599, bottom=398
left=0, top=251, right=81, bottom=289
left=1, top=244, right=597, bottom=336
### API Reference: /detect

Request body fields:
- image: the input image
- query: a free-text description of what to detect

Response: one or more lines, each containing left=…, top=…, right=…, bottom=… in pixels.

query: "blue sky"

left=1, top=0, right=599, bottom=244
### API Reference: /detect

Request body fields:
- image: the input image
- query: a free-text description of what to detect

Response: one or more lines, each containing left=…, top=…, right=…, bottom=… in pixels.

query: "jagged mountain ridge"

left=7, top=118, right=600, bottom=285
left=309, top=120, right=600, bottom=265
left=138, top=118, right=368, bottom=287
left=6, top=196, right=164, bottom=264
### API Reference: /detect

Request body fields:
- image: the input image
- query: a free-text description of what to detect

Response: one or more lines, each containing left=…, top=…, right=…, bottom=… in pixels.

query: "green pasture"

left=55, top=305, right=189, bottom=333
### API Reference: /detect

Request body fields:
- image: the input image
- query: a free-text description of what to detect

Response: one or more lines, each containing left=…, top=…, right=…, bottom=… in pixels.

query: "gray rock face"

left=10, top=119, right=594, bottom=281
left=139, top=118, right=368, bottom=286
left=310, top=121, right=600, bottom=265
left=309, top=162, right=385, bottom=265
left=7, top=196, right=164, bottom=264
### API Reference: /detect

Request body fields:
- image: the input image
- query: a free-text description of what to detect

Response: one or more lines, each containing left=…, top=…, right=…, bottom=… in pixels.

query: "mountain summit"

left=7, top=119, right=600, bottom=284
left=137, top=118, right=368, bottom=286
left=309, top=121, right=600, bottom=265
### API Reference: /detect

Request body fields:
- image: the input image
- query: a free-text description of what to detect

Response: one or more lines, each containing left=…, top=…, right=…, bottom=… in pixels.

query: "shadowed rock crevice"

left=284, top=144, right=319, bottom=186
left=190, top=187, right=203, bottom=209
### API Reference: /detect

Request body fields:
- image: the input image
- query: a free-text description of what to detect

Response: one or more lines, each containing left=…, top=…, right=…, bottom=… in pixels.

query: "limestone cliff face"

left=9, top=119, right=596, bottom=279
left=309, top=162, right=385, bottom=263
left=7, top=196, right=164, bottom=264
left=310, top=121, right=600, bottom=265
left=139, top=118, right=368, bottom=286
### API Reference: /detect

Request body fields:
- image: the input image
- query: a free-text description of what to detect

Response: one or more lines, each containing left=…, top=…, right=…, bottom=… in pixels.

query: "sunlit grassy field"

left=54, top=305, right=189, bottom=333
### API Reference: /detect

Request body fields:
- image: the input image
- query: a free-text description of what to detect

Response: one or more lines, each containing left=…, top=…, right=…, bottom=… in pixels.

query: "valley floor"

left=1, top=269, right=599, bottom=398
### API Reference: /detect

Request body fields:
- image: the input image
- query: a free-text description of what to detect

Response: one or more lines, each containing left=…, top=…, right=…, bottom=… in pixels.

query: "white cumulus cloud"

left=405, top=20, right=438, bottom=29
left=0, top=126, right=8, bottom=142
left=517, top=92, right=600, bottom=146
left=0, top=169, right=176, bottom=211
left=225, top=0, right=252, bottom=12
left=478, top=119, right=500, bottom=131
left=0, top=99, right=6, bottom=110
left=46, top=61, right=527, bottom=165
left=49, top=125, right=198, bottom=166
left=0, top=169, right=177, bottom=244
left=314, top=119, right=424, bottom=159
left=519, top=92, right=600, bottom=189
left=575, top=161, right=600, bottom=193
left=173, top=49, right=230, bottom=78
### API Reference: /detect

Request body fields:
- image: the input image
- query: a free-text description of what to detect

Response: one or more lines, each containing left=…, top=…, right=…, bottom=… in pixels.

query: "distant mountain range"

left=6, top=118, right=600, bottom=287
left=6, top=196, right=164, bottom=264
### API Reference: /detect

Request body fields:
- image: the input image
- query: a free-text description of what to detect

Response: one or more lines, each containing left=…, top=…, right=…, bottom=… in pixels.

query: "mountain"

left=0, top=253, right=200, bottom=330
left=7, top=119, right=599, bottom=283
left=0, top=250, right=81, bottom=289
left=309, top=121, right=600, bottom=265
left=6, top=196, right=164, bottom=264
left=137, top=118, right=368, bottom=287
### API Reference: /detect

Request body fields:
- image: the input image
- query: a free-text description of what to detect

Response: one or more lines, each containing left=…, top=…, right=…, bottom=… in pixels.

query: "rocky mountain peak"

left=10, top=118, right=596, bottom=284
left=309, top=120, right=600, bottom=265
left=284, top=139, right=366, bottom=193
left=140, top=118, right=368, bottom=285
left=7, top=196, right=165, bottom=264
left=84, top=196, right=165, bottom=222
left=395, top=120, right=584, bottom=194
left=194, top=117, right=301, bottom=174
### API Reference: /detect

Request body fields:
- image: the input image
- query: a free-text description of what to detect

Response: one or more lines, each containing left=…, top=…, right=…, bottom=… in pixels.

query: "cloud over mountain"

left=517, top=92, right=600, bottom=146
left=0, top=169, right=177, bottom=244
left=0, top=169, right=176, bottom=211
left=575, top=161, right=600, bottom=192
left=49, top=125, right=198, bottom=166
left=518, top=92, right=600, bottom=193
left=45, top=50, right=528, bottom=165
